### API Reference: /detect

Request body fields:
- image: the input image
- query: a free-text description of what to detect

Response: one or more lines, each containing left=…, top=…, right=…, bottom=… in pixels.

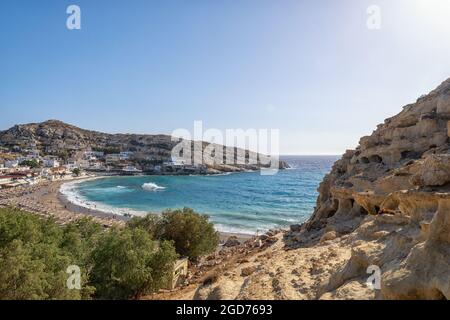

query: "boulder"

left=290, top=224, right=302, bottom=232
left=224, top=236, right=241, bottom=247
left=320, top=231, right=338, bottom=243
left=410, top=154, right=450, bottom=187
left=241, top=266, right=257, bottom=277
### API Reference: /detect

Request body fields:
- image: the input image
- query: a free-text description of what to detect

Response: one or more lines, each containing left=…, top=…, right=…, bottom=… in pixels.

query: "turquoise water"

left=70, top=156, right=337, bottom=234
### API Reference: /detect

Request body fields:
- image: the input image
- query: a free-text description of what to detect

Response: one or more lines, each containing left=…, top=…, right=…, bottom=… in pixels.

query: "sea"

left=60, top=156, right=338, bottom=235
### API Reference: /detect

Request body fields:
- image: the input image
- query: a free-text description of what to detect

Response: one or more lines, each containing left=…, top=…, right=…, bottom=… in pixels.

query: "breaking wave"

left=60, top=179, right=145, bottom=217
left=142, top=182, right=166, bottom=191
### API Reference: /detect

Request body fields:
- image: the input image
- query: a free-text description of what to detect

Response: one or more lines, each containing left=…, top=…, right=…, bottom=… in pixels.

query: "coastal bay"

left=59, top=156, right=337, bottom=235
left=0, top=177, right=254, bottom=243
left=0, top=156, right=336, bottom=243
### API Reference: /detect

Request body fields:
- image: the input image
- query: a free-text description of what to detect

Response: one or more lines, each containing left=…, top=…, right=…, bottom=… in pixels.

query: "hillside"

left=0, top=120, right=175, bottom=161
left=0, top=120, right=287, bottom=172
left=183, top=78, right=450, bottom=300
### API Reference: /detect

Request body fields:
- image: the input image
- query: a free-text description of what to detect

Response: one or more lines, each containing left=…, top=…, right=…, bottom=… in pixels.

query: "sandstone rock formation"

left=299, top=78, right=450, bottom=299
left=189, top=78, right=450, bottom=300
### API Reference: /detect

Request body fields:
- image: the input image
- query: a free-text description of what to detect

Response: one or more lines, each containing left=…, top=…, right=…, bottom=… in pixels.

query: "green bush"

left=127, top=208, right=219, bottom=260
left=90, top=228, right=177, bottom=299
left=0, top=207, right=178, bottom=300
left=161, top=208, right=219, bottom=260
left=0, top=208, right=96, bottom=299
left=0, top=206, right=218, bottom=299
left=127, top=214, right=164, bottom=239
left=19, top=159, right=40, bottom=169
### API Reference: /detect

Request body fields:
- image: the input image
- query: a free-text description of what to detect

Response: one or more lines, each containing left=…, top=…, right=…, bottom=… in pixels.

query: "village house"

left=122, top=165, right=142, bottom=173
left=105, top=154, right=121, bottom=165
left=0, top=172, right=32, bottom=189
left=43, top=156, right=60, bottom=168
left=25, top=173, right=41, bottom=185
left=25, top=149, right=40, bottom=159
left=41, top=167, right=68, bottom=181
left=83, top=150, right=105, bottom=160
left=0, top=175, right=14, bottom=188
left=162, top=157, right=206, bottom=174
left=119, top=151, right=134, bottom=160
left=89, top=161, right=105, bottom=171
left=64, top=159, right=79, bottom=171
left=5, top=160, right=19, bottom=168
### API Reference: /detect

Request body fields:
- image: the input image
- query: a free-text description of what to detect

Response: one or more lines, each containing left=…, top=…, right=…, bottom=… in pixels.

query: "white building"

left=105, top=154, right=121, bottom=164
left=43, top=159, right=60, bottom=168
left=5, top=160, right=19, bottom=168
left=25, top=175, right=41, bottom=185
left=163, top=157, right=187, bottom=167
left=64, top=160, right=79, bottom=171
left=0, top=176, right=13, bottom=187
left=90, top=162, right=105, bottom=170
left=26, top=150, right=40, bottom=159
left=119, top=151, right=134, bottom=160
left=83, top=151, right=105, bottom=160
left=122, top=165, right=141, bottom=173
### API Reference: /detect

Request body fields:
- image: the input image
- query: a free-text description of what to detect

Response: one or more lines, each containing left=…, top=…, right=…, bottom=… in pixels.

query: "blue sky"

left=1, top=0, right=450, bottom=154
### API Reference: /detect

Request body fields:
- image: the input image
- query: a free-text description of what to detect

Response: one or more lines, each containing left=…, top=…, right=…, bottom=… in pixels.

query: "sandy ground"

left=0, top=177, right=122, bottom=226
left=152, top=231, right=375, bottom=300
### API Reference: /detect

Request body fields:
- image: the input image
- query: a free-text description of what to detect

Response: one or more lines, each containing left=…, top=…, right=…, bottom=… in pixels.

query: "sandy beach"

left=0, top=176, right=122, bottom=227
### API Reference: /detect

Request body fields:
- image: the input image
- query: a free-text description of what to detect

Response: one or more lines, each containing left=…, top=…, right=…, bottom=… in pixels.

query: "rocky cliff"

left=188, top=78, right=450, bottom=300
left=295, top=77, right=450, bottom=299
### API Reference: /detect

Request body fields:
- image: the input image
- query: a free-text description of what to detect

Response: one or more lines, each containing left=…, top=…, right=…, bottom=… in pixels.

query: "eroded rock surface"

left=191, top=78, right=450, bottom=300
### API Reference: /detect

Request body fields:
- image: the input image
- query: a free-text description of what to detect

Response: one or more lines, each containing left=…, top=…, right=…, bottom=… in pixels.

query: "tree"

left=0, top=208, right=96, bottom=299
left=127, top=214, right=164, bottom=239
left=72, top=168, right=81, bottom=176
left=61, top=217, right=103, bottom=265
left=0, top=207, right=183, bottom=300
left=160, top=208, right=219, bottom=260
left=56, top=150, right=70, bottom=162
left=19, top=159, right=40, bottom=169
left=89, top=227, right=177, bottom=299
left=0, top=240, right=47, bottom=299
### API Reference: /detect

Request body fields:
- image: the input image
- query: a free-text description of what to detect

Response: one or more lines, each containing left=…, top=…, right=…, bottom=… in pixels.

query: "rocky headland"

left=0, top=120, right=289, bottom=174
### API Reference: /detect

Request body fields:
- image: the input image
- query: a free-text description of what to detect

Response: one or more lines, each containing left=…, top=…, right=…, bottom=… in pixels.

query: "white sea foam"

left=210, top=172, right=233, bottom=176
left=213, top=223, right=258, bottom=235
left=61, top=181, right=256, bottom=233
left=60, top=179, right=146, bottom=217
left=142, top=182, right=166, bottom=191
